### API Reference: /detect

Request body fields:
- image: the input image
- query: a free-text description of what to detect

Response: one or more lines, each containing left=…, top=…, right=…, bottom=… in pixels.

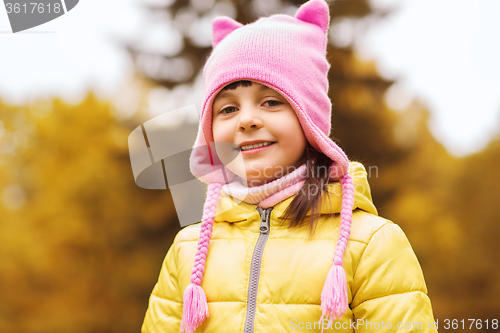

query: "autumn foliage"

left=1, top=0, right=499, bottom=332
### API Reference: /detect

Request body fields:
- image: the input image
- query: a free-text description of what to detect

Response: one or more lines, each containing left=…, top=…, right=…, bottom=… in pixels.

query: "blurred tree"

left=0, top=94, right=181, bottom=332
left=121, top=0, right=500, bottom=330
left=123, top=0, right=397, bottom=206
left=0, top=1, right=497, bottom=333
left=123, top=0, right=389, bottom=88
left=446, top=137, right=500, bottom=321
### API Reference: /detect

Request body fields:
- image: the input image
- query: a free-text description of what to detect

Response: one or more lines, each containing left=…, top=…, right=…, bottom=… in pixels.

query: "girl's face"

left=212, top=81, right=307, bottom=187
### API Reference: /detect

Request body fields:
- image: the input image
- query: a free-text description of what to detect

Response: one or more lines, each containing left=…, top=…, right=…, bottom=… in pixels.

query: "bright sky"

left=1, top=0, right=499, bottom=157
left=360, top=0, right=500, bottom=156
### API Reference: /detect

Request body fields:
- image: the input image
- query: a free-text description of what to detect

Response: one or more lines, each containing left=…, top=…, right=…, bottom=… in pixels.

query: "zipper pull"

left=256, top=207, right=273, bottom=234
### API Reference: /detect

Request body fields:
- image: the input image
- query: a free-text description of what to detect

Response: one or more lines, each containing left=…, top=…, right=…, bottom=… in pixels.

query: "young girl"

left=142, top=0, right=437, bottom=332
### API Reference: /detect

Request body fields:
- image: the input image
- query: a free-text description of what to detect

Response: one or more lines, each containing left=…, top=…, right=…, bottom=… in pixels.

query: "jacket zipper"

left=244, top=206, right=274, bottom=333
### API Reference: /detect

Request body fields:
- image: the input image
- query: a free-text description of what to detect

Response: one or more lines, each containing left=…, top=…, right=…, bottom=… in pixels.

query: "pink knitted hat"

left=182, top=1, right=354, bottom=332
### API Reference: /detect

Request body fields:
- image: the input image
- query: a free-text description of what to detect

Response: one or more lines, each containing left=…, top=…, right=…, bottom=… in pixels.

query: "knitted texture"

left=190, top=0, right=349, bottom=185
left=222, top=163, right=308, bottom=208
left=180, top=182, right=222, bottom=333
left=183, top=1, right=356, bottom=331
left=335, top=174, right=355, bottom=266
left=319, top=173, right=354, bottom=330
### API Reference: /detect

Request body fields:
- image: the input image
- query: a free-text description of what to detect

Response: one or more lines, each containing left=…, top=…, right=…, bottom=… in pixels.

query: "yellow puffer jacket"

left=142, top=162, right=437, bottom=332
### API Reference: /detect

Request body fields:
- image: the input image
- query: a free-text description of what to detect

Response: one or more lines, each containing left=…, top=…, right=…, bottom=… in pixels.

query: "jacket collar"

left=214, top=161, right=377, bottom=224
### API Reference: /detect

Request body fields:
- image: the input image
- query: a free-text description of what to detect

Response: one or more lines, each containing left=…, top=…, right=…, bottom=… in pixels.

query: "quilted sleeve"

left=351, top=223, right=437, bottom=333
left=141, top=239, right=183, bottom=333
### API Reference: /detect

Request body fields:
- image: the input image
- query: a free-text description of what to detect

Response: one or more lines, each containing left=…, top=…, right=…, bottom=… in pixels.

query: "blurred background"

left=1, top=0, right=499, bottom=332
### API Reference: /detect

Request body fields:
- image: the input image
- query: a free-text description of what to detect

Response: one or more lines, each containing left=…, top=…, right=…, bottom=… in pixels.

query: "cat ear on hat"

left=212, top=16, right=243, bottom=47
left=295, top=0, right=330, bottom=33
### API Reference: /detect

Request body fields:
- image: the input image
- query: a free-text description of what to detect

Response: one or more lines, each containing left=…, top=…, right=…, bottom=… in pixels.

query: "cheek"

left=288, top=131, right=307, bottom=154
left=212, top=121, right=228, bottom=143
left=280, top=116, right=306, bottom=148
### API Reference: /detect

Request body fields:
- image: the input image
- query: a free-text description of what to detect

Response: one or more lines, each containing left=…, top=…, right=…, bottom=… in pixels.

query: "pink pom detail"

left=180, top=283, right=209, bottom=333
left=319, top=264, right=348, bottom=331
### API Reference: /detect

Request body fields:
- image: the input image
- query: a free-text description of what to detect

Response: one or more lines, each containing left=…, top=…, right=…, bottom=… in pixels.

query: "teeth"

left=240, top=142, right=273, bottom=151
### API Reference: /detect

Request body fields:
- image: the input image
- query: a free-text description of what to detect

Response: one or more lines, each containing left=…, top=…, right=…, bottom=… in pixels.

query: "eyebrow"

left=216, top=85, right=273, bottom=99
left=258, top=85, right=273, bottom=92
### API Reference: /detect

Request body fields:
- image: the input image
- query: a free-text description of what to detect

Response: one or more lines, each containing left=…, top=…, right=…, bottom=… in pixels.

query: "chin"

left=244, top=178, right=268, bottom=187
left=231, top=163, right=281, bottom=185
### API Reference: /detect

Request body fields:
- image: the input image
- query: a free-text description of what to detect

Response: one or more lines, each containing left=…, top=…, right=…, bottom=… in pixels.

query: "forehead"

left=214, top=82, right=276, bottom=100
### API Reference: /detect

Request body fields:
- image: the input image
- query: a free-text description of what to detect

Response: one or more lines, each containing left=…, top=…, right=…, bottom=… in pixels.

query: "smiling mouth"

left=239, top=142, right=275, bottom=151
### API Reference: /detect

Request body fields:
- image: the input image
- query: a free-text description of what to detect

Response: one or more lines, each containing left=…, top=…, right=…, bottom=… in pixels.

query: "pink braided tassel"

left=180, top=182, right=222, bottom=333
left=320, top=172, right=354, bottom=330
left=320, top=264, right=348, bottom=322
left=180, top=283, right=209, bottom=333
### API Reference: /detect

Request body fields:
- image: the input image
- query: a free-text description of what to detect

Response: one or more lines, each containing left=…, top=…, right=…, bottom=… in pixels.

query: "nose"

left=237, top=106, right=263, bottom=131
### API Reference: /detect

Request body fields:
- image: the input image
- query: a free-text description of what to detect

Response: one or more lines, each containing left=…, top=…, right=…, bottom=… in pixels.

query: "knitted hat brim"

left=189, top=78, right=349, bottom=185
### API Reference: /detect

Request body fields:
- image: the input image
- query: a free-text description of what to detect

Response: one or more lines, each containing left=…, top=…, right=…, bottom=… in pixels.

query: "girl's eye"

left=263, top=100, right=282, bottom=107
left=219, top=106, right=237, bottom=114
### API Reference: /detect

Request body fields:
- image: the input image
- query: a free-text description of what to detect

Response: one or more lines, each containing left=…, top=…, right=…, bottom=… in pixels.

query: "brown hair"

left=220, top=80, right=253, bottom=92
left=278, top=142, right=335, bottom=237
